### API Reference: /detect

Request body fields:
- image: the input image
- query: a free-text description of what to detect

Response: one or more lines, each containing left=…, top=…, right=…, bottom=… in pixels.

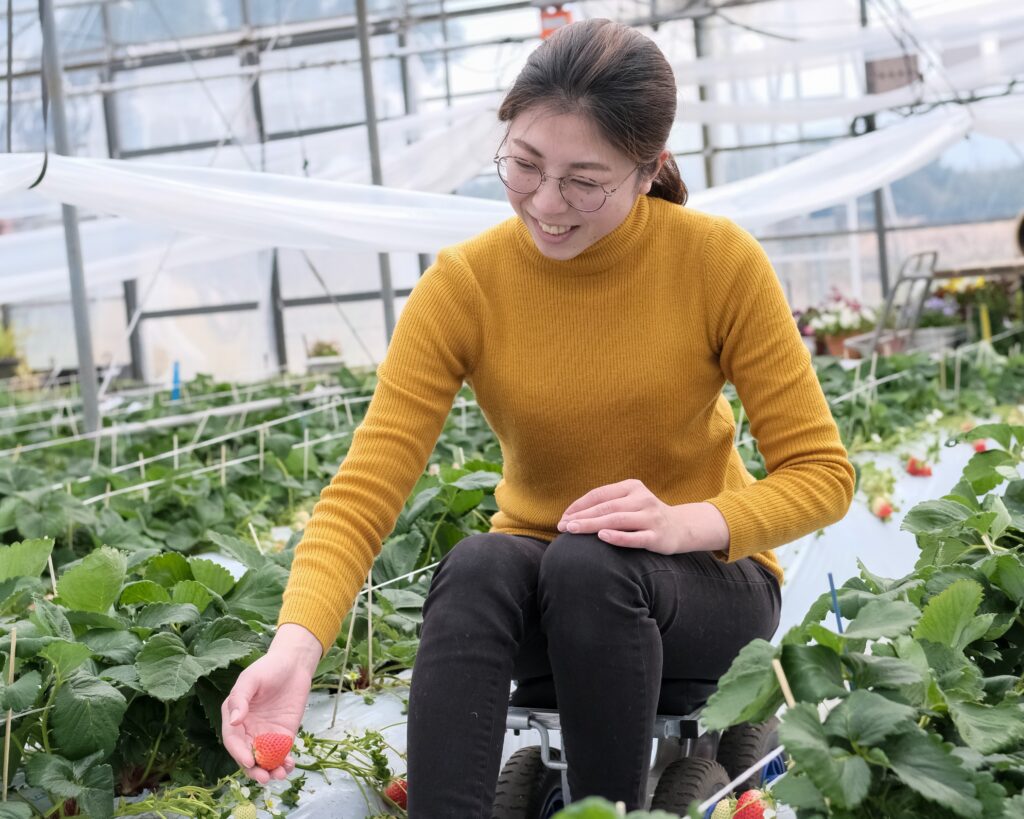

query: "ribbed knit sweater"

left=279, top=194, right=856, bottom=652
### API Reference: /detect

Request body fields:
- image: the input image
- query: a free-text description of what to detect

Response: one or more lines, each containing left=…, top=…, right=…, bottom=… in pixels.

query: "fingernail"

left=567, top=521, right=580, bottom=533
left=557, top=520, right=565, bottom=532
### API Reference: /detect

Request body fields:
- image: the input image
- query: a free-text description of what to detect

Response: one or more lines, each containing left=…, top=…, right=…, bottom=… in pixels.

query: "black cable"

left=710, top=9, right=801, bottom=43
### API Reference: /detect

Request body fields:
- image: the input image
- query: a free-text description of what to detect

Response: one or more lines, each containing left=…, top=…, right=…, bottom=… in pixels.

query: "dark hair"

left=498, top=18, right=686, bottom=206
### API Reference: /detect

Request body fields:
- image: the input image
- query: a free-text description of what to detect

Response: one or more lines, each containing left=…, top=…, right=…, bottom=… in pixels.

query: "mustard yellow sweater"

left=279, top=195, right=855, bottom=652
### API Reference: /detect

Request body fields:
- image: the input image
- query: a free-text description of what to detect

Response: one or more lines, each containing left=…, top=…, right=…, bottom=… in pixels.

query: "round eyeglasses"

left=494, top=155, right=640, bottom=213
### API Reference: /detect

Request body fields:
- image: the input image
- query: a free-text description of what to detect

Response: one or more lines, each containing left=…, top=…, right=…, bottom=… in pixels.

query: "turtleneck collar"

left=511, top=194, right=652, bottom=277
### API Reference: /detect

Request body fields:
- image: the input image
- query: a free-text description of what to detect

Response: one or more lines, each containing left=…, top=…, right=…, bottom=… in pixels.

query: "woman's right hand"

left=221, top=623, right=323, bottom=784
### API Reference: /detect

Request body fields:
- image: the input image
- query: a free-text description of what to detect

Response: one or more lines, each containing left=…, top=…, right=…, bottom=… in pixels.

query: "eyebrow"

left=511, top=138, right=612, bottom=172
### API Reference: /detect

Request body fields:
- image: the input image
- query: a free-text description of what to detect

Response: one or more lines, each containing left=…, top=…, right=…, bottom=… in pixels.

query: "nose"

left=530, top=176, right=569, bottom=216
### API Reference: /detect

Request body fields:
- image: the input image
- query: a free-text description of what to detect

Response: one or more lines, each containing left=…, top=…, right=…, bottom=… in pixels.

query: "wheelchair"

left=491, top=678, right=784, bottom=818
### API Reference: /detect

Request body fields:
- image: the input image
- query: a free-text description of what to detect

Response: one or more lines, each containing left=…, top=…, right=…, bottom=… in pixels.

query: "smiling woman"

left=221, top=18, right=855, bottom=817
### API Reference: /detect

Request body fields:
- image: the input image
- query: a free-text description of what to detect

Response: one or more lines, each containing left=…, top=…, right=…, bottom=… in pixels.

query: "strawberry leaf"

left=843, top=599, right=920, bottom=639
left=882, top=729, right=981, bottom=818
left=51, top=671, right=127, bottom=761
left=700, top=639, right=781, bottom=730
left=0, top=537, right=53, bottom=582
left=56, top=546, right=126, bottom=614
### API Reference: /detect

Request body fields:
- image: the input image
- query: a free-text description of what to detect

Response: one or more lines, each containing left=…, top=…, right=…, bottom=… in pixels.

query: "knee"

left=539, top=533, right=629, bottom=598
left=425, top=533, right=540, bottom=612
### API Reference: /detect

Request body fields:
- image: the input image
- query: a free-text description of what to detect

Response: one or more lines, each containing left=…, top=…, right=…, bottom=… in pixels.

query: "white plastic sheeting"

left=4, top=98, right=1022, bottom=306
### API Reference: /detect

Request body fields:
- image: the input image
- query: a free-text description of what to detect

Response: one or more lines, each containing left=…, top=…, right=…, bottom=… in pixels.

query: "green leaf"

left=0, top=804, right=33, bottom=819
left=51, top=671, right=128, bottom=761
left=449, top=471, right=501, bottom=491
left=205, top=530, right=266, bottom=570
left=779, top=702, right=871, bottom=810
left=884, top=729, right=981, bottom=818
left=119, top=580, right=170, bottom=606
left=144, top=551, right=192, bottom=587
left=56, top=546, right=127, bottom=614
left=135, top=632, right=207, bottom=701
left=824, top=688, right=917, bottom=746
left=965, top=423, right=1014, bottom=451
left=81, top=630, right=143, bottom=665
left=964, top=450, right=1018, bottom=494
left=226, top=562, right=287, bottom=623
left=780, top=644, right=847, bottom=701
left=188, top=557, right=236, bottom=596
left=805, top=623, right=845, bottom=654
left=915, top=579, right=986, bottom=652
left=844, top=599, right=921, bottom=639
left=0, top=669, right=41, bottom=711
left=948, top=700, right=1024, bottom=754
left=171, top=579, right=213, bottom=613
left=769, top=770, right=828, bottom=812
left=700, top=639, right=781, bottom=730
left=188, top=616, right=262, bottom=666
left=39, top=640, right=93, bottom=679
left=0, top=537, right=53, bottom=582
left=982, top=496, right=1012, bottom=541
left=448, top=487, right=484, bottom=515
left=840, top=653, right=923, bottom=691
left=372, top=530, right=425, bottom=584
left=30, top=597, right=74, bottom=640
left=901, top=500, right=974, bottom=535
left=981, top=554, right=1024, bottom=604
left=134, top=602, right=201, bottom=630
left=26, top=751, right=116, bottom=819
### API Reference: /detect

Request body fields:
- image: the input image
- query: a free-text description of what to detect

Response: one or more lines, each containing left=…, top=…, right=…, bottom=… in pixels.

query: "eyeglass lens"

left=497, top=157, right=607, bottom=212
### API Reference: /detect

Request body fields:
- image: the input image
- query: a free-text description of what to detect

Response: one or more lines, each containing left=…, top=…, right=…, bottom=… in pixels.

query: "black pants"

left=406, top=532, right=781, bottom=817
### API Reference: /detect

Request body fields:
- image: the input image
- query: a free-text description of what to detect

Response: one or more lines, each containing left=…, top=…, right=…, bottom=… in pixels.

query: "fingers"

left=221, top=674, right=259, bottom=769
left=596, top=528, right=657, bottom=549
left=560, top=479, right=640, bottom=518
left=560, top=510, right=650, bottom=535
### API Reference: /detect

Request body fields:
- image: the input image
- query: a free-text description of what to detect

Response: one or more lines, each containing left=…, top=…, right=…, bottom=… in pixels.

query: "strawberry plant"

left=702, top=422, right=1024, bottom=817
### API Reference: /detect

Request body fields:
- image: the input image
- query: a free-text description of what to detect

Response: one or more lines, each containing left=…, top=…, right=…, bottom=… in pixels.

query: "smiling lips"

left=536, top=218, right=576, bottom=236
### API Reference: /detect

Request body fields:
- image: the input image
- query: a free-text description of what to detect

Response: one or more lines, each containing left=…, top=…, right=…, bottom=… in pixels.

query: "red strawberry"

left=906, top=457, right=920, bottom=475
left=733, top=789, right=768, bottom=819
left=384, top=778, right=408, bottom=810
left=252, top=732, right=293, bottom=770
left=973, top=440, right=987, bottom=453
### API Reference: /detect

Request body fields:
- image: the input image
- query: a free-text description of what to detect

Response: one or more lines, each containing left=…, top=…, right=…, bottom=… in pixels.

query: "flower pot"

left=824, top=333, right=858, bottom=358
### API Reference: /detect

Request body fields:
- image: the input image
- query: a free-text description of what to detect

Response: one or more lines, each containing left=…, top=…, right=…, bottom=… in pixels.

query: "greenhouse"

left=1, top=0, right=1023, bottom=816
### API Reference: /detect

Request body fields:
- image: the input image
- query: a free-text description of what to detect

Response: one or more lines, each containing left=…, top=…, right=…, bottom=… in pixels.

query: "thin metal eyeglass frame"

left=493, top=155, right=640, bottom=213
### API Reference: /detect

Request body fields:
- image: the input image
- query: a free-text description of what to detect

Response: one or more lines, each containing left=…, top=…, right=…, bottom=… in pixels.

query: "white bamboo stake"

left=3, top=627, right=17, bottom=801
left=344, top=399, right=354, bottom=426
left=47, top=554, right=58, bottom=597
left=734, top=404, right=745, bottom=446
left=220, top=445, right=227, bottom=488
left=247, top=522, right=263, bottom=555
left=303, top=429, right=310, bottom=481
left=11, top=445, right=19, bottom=463
left=331, top=602, right=361, bottom=730
left=64, top=401, right=79, bottom=437
left=954, top=350, right=963, bottom=400
left=772, top=658, right=796, bottom=709
left=172, top=434, right=180, bottom=470
left=111, top=427, right=118, bottom=468
left=258, top=425, right=266, bottom=470
left=104, top=482, right=111, bottom=509
left=92, top=432, right=101, bottom=468
left=455, top=446, right=465, bottom=469
left=138, top=454, right=148, bottom=502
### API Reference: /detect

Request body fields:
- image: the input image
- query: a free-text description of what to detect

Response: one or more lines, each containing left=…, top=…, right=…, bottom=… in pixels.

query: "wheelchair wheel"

left=715, top=716, right=783, bottom=791
left=650, top=757, right=731, bottom=812
left=492, top=746, right=565, bottom=819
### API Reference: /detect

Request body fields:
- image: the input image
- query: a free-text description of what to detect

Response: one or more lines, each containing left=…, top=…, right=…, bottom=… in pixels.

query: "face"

left=502, top=108, right=662, bottom=261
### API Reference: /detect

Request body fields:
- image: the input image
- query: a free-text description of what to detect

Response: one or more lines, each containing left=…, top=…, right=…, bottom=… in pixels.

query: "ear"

left=638, top=149, right=672, bottom=196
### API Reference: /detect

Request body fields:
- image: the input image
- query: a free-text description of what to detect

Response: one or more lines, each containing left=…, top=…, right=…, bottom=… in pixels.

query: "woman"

left=221, top=19, right=854, bottom=815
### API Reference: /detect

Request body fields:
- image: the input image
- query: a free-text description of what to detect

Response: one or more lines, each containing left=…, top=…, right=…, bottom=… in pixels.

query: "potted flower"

left=792, top=307, right=821, bottom=354
left=0, top=324, right=21, bottom=379
left=305, top=338, right=344, bottom=374
left=807, top=290, right=877, bottom=357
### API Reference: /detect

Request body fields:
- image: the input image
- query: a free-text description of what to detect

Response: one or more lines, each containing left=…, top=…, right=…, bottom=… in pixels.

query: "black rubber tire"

left=715, top=716, right=781, bottom=791
left=650, top=757, right=731, bottom=813
left=492, top=746, right=566, bottom=819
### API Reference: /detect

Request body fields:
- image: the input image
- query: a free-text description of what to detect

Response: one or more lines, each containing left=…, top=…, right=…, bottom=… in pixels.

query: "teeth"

left=538, top=221, right=573, bottom=236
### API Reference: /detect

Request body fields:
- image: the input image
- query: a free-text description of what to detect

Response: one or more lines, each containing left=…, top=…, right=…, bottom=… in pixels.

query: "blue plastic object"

left=171, top=360, right=181, bottom=400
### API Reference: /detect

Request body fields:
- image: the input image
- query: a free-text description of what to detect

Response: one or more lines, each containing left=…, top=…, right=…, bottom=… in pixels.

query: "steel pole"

left=355, top=0, right=396, bottom=343
left=39, top=0, right=100, bottom=430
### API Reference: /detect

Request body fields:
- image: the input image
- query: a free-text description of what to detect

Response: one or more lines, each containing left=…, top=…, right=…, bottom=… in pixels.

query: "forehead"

left=506, top=108, right=625, bottom=170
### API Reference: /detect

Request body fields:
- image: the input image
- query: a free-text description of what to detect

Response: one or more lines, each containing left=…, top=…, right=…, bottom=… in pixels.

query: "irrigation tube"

left=697, top=745, right=787, bottom=813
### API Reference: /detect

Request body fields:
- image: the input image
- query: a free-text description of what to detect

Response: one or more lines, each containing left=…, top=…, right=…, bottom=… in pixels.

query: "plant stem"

left=139, top=701, right=170, bottom=785
left=38, top=674, right=59, bottom=754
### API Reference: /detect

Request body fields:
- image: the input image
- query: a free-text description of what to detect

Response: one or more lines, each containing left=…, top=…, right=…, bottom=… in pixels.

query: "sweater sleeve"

left=700, top=217, right=855, bottom=561
left=277, top=248, right=482, bottom=653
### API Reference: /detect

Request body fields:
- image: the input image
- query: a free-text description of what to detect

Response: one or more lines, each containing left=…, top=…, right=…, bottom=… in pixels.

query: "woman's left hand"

left=557, top=479, right=730, bottom=555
